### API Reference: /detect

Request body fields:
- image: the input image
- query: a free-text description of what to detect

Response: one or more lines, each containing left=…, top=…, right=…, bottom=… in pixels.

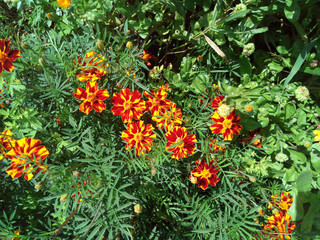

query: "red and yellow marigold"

left=190, top=159, right=220, bottom=190
left=0, top=129, right=15, bottom=161
left=121, top=120, right=156, bottom=156
left=153, top=104, right=183, bottom=131
left=144, top=86, right=172, bottom=115
left=111, top=88, right=146, bottom=123
left=210, top=109, right=242, bottom=141
left=0, top=39, right=21, bottom=75
left=210, top=95, right=224, bottom=111
left=209, top=138, right=226, bottom=152
left=165, top=126, right=197, bottom=159
left=75, top=51, right=107, bottom=82
left=139, top=49, right=156, bottom=66
left=0, top=90, right=4, bottom=108
left=263, top=211, right=296, bottom=239
left=74, top=81, right=109, bottom=115
left=5, top=138, right=49, bottom=181
left=268, top=192, right=293, bottom=212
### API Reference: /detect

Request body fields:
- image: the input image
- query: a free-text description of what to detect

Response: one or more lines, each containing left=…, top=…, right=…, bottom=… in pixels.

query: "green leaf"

left=180, top=57, right=195, bottom=74
left=296, top=169, right=312, bottom=193
left=285, top=103, right=296, bottom=119
left=239, top=55, right=252, bottom=75
left=296, top=108, right=307, bottom=126
left=282, top=37, right=320, bottom=89
left=288, top=187, right=304, bottom=221
left=283, top=167, right=299, bottom=182
left=288, top=149, right=307, bottom=164
left=284, top=0, right=301, bottom=23
left=311, top=144, right=320, bottom=173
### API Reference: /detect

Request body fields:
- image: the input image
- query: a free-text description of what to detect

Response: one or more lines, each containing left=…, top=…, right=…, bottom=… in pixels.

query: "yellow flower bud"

left=35, top=181, right=44, bottom=190
left=96, top=40, right=104, bottom=50
left=245, top=104, right=253, bottom=112
left=38, top=58, right=45, bottom=66
left=126, top=41, right=134, bottom=50
left=134, top=204, right=142, bottom=214
left=73, top=170, right=82, bottom=177
left=60, top=193, right=68, bottom=202
left=190, top=175, right=197, bottom=184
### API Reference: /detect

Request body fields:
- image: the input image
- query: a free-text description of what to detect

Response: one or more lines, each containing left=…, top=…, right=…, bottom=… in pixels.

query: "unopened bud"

left=275, top=153, right=288, bottom=163
left=249, top=176, right=256, bottom=182
left=21, top=42, right=30, bottom=49
left=126, top=41, right=134, bottom=50
left=73, top=171, right=82, bottom=177
left=47, top=13, right=53, bottom=20
left=96, top=40, right=104, bottom=50
left=242, top=43, right=255, bottom=56
left=38, top=58, right=45, bottom=66
left=151, top=168, right=157, bottom=174
left=190, top=175, right=197, bottom=184
left=295, top=86, right=309, bottom=102
left=197, top=55, right=203, bottom=62
left=35, top=181, right=44, bottom=190
left=134, top=204, right=142, bottom=214
left=310, top=59, right=318, bottom=68
left=60, top=193, right=68, bottom=202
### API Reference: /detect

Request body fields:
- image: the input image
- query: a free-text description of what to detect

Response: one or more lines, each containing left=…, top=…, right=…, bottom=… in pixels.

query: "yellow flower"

left=57, top=0, right=71, bottom=8
left=313, top=129, right=320, bottom=142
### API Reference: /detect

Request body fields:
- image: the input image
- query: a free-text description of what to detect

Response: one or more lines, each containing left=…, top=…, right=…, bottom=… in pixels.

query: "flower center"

left=222, top=119, right=232, bottom=129
left=134, top=133, right=144, bottom=142
left=200, top=168, right=212, bottom=179
left=0, top=51, right=8, bottom=63
left=87, top=93, right=97, bottom=102
left=175, top=137, right=184, bottom=147
left=123, top=101, right=133, bottom=110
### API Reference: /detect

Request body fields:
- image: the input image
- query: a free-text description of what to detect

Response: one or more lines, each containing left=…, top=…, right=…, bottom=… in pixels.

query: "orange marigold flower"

left=268, top=192, right=293, bottom=212
left=74, top=81, right=109, bottom=115
left=210, top=109, right=242, bottom=141
left=5, top=138, right=49, bottom=181
left=209, top=138, right=226, bottom=152
left=111, top=88, right=146, bottom=123
left=165, top=126, right=197, bottom=159
left=190, top=159, right=220, bottom=190
left=139, top=49, right=156, bottom=66
left=159, top=83, right=171, bottom=92
left=263, top=211, right=296, bottom=239
left=210, top=95, right=224, bottom=111
left=245, top=104, right=253, bottom=112
left=144, top=87, right=172, bottom=115
left=121, top=120, right=156, bottom=156
left=0, top=39, right=21, bottom=75
left=57, top=0, right=71, bottom=8
left=0, top=129, right=15, bottom=161
left=75, top=51, right=107, bottom=82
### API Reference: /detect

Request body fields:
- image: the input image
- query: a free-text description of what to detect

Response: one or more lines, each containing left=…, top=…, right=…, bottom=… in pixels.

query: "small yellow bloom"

left=313, top=129, right=320, bottom=142
left=134, top=204, right=142, bottom=214
left=245, top=104, right=253, bottom=112
left=57, top=0, right=71, bottom=8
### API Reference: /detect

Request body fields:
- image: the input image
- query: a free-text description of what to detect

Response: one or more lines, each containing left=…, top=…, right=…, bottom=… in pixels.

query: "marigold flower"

left=111, top=88, right=146, bottom=123
left=245, top=104, right=253, bottom=112
left=0, top=130, right=15, bottom=160
left=268, top=192, right=293, bottom=212
left=241, top=128, right=263, bottom=148
left=139, top=49, right=156, bottom=66
left=210, top=95, right=224, bottom=111
left=190, top=159, right=220, bottom=190
left=0, top=39, right=21, bottom=75
left=144, top=86, right=172, bottom=115
left=57, top=0, right=71, bottom=8
left=209, top=138, right=226, bottom=152
left=5, top=138, right=49, bottom=181
left=165, top=126, right=197, bottom=159
left=210, top=109, right=242, bottom=141
left=75, top=51, right=107, bottom=82
left=263, top=211, right=296, bottom=239
left=153, top=104, right=183, bottom=131
left=74, top=81, right=109, bottom=115
left=121, top=120, right=156, bottom=156
left=1, top=229, right=20, bottom=240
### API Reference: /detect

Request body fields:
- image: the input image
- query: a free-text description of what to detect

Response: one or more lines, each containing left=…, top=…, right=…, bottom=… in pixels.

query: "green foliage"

left=1, top=0, right=320, bottom=239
